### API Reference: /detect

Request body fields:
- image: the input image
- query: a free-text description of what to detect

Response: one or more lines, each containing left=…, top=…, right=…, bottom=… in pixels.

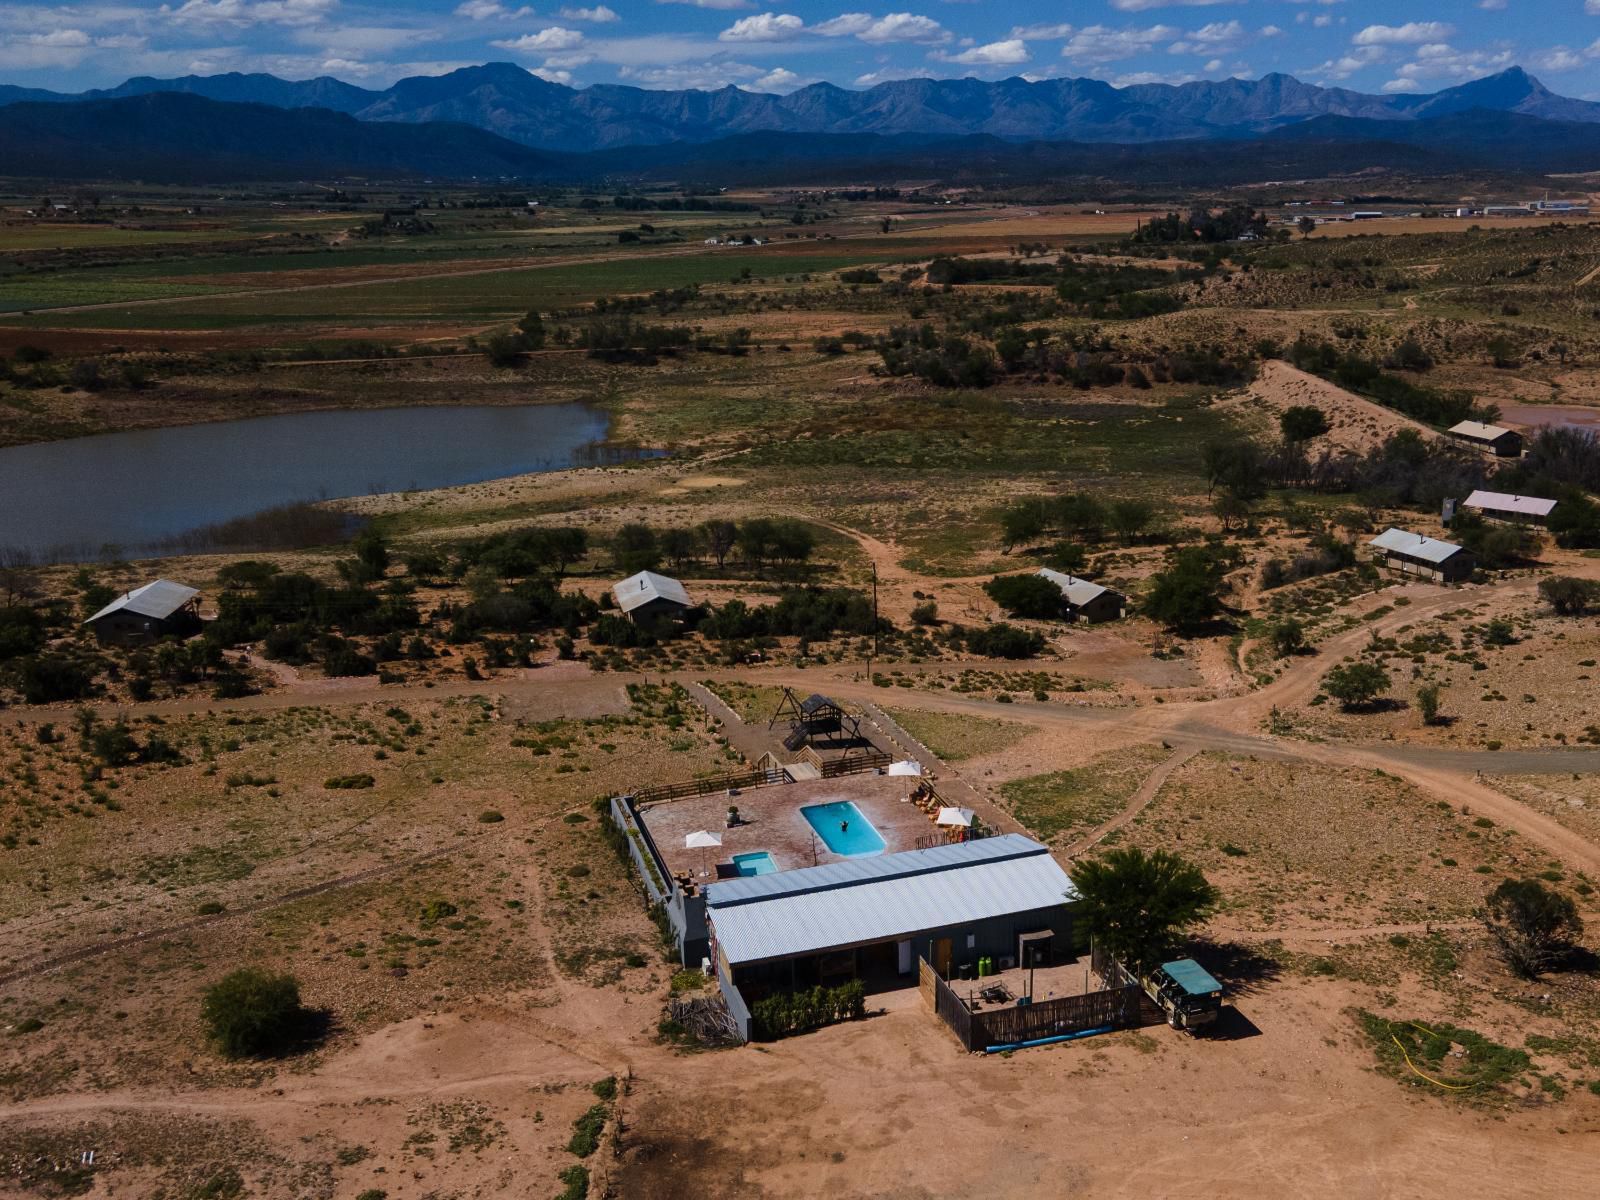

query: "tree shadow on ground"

left=1184, top=937, right=1282, bottom=999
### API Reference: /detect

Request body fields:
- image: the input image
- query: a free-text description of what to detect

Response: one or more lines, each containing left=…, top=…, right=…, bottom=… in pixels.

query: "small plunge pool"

left=732, top=850, right=778, bottom=877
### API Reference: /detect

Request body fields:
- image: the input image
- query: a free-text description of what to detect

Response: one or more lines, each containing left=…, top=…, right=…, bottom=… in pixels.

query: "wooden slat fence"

left=971, top=985, right=1142, bottom=1049
left=919, top=958, right=973, bottom=1050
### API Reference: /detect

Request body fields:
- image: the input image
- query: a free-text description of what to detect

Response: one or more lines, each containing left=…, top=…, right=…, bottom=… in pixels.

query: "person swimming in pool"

left=840, top=819, right=849, bottom=834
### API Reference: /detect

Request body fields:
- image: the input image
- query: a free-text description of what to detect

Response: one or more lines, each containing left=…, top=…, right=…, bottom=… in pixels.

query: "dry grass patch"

left=998, top=743, right=1171, bottom=845
left=883, top=707, right=1031, bottom=763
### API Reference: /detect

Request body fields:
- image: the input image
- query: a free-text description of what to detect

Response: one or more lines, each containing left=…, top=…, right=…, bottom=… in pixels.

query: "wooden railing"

left=920, top=953, right=1145, bottom=1052
left=920, top=958, right=973, bottom=1050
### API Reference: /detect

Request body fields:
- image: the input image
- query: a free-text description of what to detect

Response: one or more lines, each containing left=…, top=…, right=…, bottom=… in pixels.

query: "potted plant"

left=726, top=804, right=741, bottom=828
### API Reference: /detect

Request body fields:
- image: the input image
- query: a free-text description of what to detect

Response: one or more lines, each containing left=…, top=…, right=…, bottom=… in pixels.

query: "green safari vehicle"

left=1145, top=958, right=1224, bottom=1033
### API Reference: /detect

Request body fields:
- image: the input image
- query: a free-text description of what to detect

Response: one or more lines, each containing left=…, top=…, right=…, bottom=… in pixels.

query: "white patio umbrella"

left=887, top=760, right=924, bottom=777
left=685, top=829, right=723, bottom=877
left=935, top=806, right=975, bottom=828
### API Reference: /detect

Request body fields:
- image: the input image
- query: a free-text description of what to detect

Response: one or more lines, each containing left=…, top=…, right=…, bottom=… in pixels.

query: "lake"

left=0, top=403, right=635, bottom=562
left=1500, top=403, right=1600, bottom=434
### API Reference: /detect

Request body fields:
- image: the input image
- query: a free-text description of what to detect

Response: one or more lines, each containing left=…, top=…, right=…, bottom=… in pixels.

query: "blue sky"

left=2, top=1, right=1599, bottom=97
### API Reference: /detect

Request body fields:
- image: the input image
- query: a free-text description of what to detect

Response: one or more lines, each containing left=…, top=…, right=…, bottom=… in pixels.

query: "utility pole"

left=871, top=561, right=880, bottom=662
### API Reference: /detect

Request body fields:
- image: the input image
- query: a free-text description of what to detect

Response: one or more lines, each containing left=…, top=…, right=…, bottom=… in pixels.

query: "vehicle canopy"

left=1159, top=959, right=1223, bottom=998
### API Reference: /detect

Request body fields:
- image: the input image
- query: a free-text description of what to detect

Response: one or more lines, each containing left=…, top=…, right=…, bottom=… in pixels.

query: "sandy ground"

left=1215, top=360, right=1437, bottom=453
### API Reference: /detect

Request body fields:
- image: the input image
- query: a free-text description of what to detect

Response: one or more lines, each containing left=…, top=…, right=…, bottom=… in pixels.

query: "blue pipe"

left=983, top=1025, right=1115, bottom=1053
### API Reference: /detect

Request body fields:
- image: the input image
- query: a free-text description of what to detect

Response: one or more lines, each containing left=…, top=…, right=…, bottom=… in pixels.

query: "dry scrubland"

left=6, top=192, right=1600, bottom=1194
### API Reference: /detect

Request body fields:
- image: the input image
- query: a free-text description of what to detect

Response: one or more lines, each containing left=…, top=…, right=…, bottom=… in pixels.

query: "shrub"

left=418, top=898, right=458, bottom=925
left=200, top=969, right=309, bottom=1058
left=1321, top=661, right=1389, bottom=710
left=1482, top=878, right=1584, bottom=977
left=1270, top=620, right=1305, bottom=657
left=567, top=1102, right=608, bottom=1157
left=479, top=809, right=504, bottom=823
left=984, top=574, right=1064, bottom=620
left=324, top=773, right=375, bottom=790
left=966, top=623, right=1045, bottom=659
left=1540, top=576, right=1600, bottom=617
left=750, top=979, right=866, bottom=1040
left=556, top=1165, right=589, bottom=1200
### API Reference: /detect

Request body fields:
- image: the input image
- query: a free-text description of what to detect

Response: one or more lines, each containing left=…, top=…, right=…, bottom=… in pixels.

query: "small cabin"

left=1461, top=490, right=1557, bottom=527
left=84, top=579, right=201, bottom=647
left=1367, top=528, right=1475, bottom=583
left=1036, top=569, right=1125, bottom=623
left=612, top=570, right=692, bottom=624
left=1447, top=421, right=1522, bottom=458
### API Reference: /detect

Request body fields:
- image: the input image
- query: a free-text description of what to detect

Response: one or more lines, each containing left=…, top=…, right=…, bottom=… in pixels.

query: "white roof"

left=1368, top=527, right=1469, bottom=565
left=1036, top=568, right=1111, bottom=608
left=1448, top=421, right=1516, bottom=442
left=1463, top=490, right=1557, bottom=517
left=704, top=834, right=1076, bottom=966
left=612, top=569, right=692, bottom=613
left=85, top=579, right=198, bottom=625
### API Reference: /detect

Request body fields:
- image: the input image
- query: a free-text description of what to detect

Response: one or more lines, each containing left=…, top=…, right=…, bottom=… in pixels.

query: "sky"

left=2, top=1, right=1600, bottom=98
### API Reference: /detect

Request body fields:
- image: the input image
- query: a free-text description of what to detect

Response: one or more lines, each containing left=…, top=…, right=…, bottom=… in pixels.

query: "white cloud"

left=1352, top=22, right=1454, bottom=47
left=493, top=26, right=586, bottom=53
left=1110, top=0, right=1236, bottom=9
left=853, top=64, right=925, bottom=86
left=654, top=0, right=754, bottom=9
left=1588, top=0, right=1600, bottom=14
left=618, top=59, right=762, bottom=87
left=1169, top=20, right=1247, bottom=55
left=749, top=65, right=808, bottom=91
left=1010, top=23, right=1073, bottom=40
left=813, top=12, right=874, bottom=36
left=838, top=13, right=949, bottom=45
left=161, top=0, right=337, bottom=27
left=454, top=0, right=533, bottom=18
left=719, top=12, right=803, bottom=42
left=296, top=25, right=440, bottom=55
left=1202, top=57, right=1223, bottom=72
left=558, top=5, right=618, bottom=21
left=532, top=65, right=572, bottom=82
left=1479, top=0, right=1506, bottom=9
left=934, top=37, right=1028, bottom=65
left=1534, top=47, right=1586, bottom=72
left=1061, top=24, right=1178, bottom=64
left=1382, top=42, right=1516, bottom=91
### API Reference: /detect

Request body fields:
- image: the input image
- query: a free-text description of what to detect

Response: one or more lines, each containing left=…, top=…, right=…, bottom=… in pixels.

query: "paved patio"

left=639, top=772, right=966, bottom=882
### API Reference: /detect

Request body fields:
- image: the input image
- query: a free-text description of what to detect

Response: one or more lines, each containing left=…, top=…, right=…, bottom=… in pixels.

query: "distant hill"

left=0, top=93, right=564, bottom=183
left=1, top=64, right=1595, bottom=153
left=1265, top=109, right=1600, bottom=173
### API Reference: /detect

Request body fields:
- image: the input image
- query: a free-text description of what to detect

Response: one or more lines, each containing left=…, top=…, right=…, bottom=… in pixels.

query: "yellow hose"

left=1388, top=1020, right=1473, bottom=1091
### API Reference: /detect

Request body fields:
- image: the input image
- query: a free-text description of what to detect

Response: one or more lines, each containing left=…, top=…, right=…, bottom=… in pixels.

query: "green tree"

left=699, top=519, right=737, bottom=569
left=984, top=574, right=1064, bottom=620
left=1321, top=661, right=1390, bottom=710
left=352, top=527, right=389, bottom=578
left=1482, top=878, right=1584, bottom=978
left=1072, top=847, right=1219, bottom=973
left=1279, top=405, right=1330, bottom=444
left=1144, top=547, right=1229, bottom=633
left=1296, top=215, right=1318, bottom=239
left=200, top=968, right=311, bottom=1058
left=613, top=523, right=660, bottom=574
left=1108, top=499, right=1154, bottom=544
left=1416, top=682, right=1443, bottom=726
left=517, top=309, right=546, bottom=350
left=1539, top=576, right=1600, bottom=616
left=1270, top=619, right=1305, bottom=658
left=1000, top=501, right=1048, bottom=551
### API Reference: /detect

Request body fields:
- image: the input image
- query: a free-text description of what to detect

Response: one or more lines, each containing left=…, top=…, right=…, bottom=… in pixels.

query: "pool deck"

left=640, top=773, right=954, bottom=883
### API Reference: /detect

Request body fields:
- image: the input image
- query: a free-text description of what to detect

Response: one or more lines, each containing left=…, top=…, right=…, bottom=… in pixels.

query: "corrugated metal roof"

left=705, top=834, right=1078, bottom=966
left=612, top=570, right=692, bottom=613
left=1448, top=421, right=1516, bottom=442
left=85, top=579, right=199, bottom=625
left=1368, top=527, right=1469, bottom=565
left=1036, top=568, right=1111, bottom=608
left=1463, top=490, right=1557, bottom=517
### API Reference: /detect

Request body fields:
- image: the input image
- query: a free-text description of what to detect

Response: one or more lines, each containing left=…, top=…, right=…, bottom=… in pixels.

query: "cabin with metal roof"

left=83, top=579, right=201, bottom=647
left=1367, top=527, right=1476, bottom=583
left=611, top=569, right=692, bottom=623
left=703, top=835, right=1078, bottom=1039
left=1447, top=420, right=1523, bottom=458
left=1461, top=489, right=1558, bottom=526
left=1036, top=568, right=1126, bottom=623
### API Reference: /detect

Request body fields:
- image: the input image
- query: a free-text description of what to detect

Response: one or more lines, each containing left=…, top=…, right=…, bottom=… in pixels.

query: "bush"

left=1322, top=661, right=1390, bottom=710
left=1482, top=877, right=1584, bottom=977
left=19, top=654, right=97, bottom=704
left=324, top=773, right=375, bottom=790
left=750, top=980, right=866, bottom=1040
left=418, top=898, right=458, bottom=925
left=966, top=623, right=1045, bottom=659
left=1270, top=620, right=1305, bottom=657
left=556, top=1165, right=589, bottom=1200
left=1540, top=576, right=1600, bottom=617
left=984, top=574, right=1064, bottom=620
left=479, top=809, right=504, bottom=823
left=567, top=1102, right=608, bottom=1157
left=200, top=969, right=309, bottom=1058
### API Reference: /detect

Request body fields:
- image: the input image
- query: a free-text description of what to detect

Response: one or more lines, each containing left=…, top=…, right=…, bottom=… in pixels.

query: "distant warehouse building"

left=1461, top=490, right=1558, bottom=527
left=1447, top=420, right=1523, bottom=458
left=84, top=579, right=201, bottom=647
left=1368, top=528, right=1476, bottom=584
left=1036, top=569, right=1126, bottom=623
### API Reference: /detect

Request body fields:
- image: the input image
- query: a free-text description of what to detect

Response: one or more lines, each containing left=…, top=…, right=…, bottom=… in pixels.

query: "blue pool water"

left=800, top=801, right=886, bottom=857
left=732, top=850, right=778, bottom=877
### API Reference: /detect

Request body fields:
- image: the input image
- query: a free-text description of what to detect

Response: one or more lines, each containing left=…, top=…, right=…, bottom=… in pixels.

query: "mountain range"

left=1, top=64, right=1595, bottom=153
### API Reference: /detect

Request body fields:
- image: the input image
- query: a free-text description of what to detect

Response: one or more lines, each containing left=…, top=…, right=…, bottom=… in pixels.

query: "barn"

left=1447, top=421, right=1523, bottom=458
left=612, top=569, right=693, bottom=623
left=84, top=579, right=201, bottom=647
left=1368, top=528, right=1475, bottom=583
left=1036, top=569, right=1125, bottom=623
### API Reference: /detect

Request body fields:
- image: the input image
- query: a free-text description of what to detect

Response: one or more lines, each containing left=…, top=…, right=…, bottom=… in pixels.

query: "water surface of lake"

left=0, top=403, right=622, bottom=561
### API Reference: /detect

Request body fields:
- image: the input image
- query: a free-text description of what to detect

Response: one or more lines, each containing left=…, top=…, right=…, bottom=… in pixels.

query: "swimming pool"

left=732, top=850, right=778, bottom=877
left=800, top=801, right=886, bottom=857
